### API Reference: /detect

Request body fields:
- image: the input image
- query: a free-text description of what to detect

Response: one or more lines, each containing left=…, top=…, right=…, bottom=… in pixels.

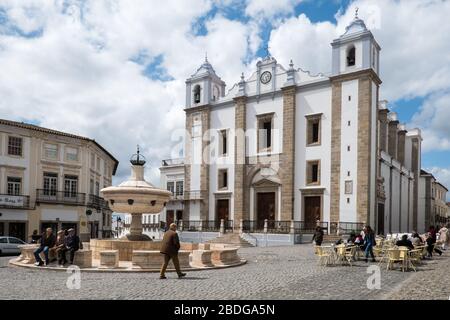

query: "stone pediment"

left=252, top=178, right=280, bottom=188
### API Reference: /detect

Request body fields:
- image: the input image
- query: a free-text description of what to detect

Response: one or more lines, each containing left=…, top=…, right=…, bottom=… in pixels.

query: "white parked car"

left=0, top=236, right=27, bottom=255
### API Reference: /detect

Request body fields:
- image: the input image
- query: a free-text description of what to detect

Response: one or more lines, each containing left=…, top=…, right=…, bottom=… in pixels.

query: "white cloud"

left=245, top=0, right=303, bottom=21
left=410, top=92, right=450, bottom=152
left=0, top=0, right=260, bottom=184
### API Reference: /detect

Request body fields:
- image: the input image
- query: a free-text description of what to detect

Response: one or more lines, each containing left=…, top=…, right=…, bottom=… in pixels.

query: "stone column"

left=378, top=109, right=389, bottom=153
left=280, top=85, right=296, bottom=220
left=411, top=137, right=420, bottom=231
left=330, top=81, right=342, bottom=224
left=356, top=76, right=374, bottom=224
left=233, top=96, right=247, bottom=229
left=200, top=108, right=210, bottom=221
left=388, top=120, right=399, bottom=159
left=397, top=128, right=407, bottom=166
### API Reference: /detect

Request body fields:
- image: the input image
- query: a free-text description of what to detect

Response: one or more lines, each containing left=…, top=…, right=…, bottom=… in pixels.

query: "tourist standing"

left=363, top=226, right=376, bottom=263
left=33, top=228, right=56, bottom=266
left=312, top=226, right=324, bottom=246
left=159, top=223, right=186, bottom=279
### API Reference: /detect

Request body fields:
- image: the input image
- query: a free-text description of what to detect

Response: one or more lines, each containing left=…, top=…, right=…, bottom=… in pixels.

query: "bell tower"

left=331, top=8, right=381, bottom=77
left=185, top=55, right=226, bottom=108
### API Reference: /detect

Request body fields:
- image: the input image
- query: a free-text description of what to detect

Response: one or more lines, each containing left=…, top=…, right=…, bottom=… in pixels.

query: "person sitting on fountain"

left=62, top=228, right=83, bottom=265
left=34, top=228, right=56, bottom=266
left=159, top=223, right=186, bottom=279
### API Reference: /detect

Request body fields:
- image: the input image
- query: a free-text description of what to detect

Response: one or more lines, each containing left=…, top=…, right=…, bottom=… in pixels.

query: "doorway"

left=304, top=196, right=321, bottom=230
left=256, top=192, right=276, bottom=229
left=377, top=203, right=385, bottom=235
left=166, top=210, right=174, bottom=225
left=176, top=210, right=183, bottom=221
left=9, top=222, right=26, bottom=241
left=216, top=199, right=230, bottom=229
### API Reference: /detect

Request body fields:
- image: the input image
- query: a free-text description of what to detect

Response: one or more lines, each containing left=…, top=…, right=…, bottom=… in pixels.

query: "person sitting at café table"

left=396, top=234, right=414, bottom=250
left=410, top=232, right=423, bottom=246
left=347, top=231, right=357, bottom=244
left=33, top=228, right=56, bottom=266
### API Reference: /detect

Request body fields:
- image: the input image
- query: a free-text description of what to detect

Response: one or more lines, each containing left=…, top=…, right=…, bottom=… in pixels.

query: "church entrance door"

left=216, top=199, right=230, bottom=229
left=256, top=192, right=276, bottom=229
left=304, top=196, right=321, bottom=230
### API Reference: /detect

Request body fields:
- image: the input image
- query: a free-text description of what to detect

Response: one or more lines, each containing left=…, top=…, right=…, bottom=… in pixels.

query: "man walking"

left=33, top=227, right=56, bottom=266
left=160, top=223, right=186, bottom=279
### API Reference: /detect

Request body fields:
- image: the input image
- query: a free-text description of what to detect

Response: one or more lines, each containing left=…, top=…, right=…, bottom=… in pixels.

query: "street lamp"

left=116, top=216, right=122, bottom=238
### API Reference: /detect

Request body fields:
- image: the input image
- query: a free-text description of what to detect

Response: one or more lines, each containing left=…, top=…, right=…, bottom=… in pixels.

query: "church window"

left=306, top=160, right=320, bottom=185
left=219, top=129, right=228, bottom=156
left=218, top=169, right=228, bottom=190
left=193, top=85, right=201, bottom=104
left=347, top=45, right=356, bottom=67
left=257, top=113, right=274, bottom=152
left=306, top=114, right=322, bottom=146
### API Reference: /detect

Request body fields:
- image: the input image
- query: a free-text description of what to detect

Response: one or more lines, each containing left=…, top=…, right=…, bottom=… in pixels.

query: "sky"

left=1, top=0, right=450, bottom=199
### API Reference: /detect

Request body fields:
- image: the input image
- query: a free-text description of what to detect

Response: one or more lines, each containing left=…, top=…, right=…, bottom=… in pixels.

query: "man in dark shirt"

left=62, top=228, right=83, bottom=265
left=396, top=234, right=414, bottom=250
left=160, top=223, right=186, bottom=279
left=34, top=228, right=56, bottom=266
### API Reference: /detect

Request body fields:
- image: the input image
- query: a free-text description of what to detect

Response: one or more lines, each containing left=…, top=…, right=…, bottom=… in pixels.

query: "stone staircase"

left=207, top=233, right=254, bottom=248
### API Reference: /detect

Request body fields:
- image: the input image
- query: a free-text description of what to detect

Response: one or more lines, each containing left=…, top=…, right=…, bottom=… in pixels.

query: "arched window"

left=193, top=85, right=201, bottom=104
left=347, top=45, right=356, bottom=67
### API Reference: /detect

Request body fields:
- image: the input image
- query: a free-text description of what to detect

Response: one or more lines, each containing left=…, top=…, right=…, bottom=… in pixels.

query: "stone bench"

left=73, top=250, right=92, bottom=268
left=17, top=245, right=92, bottom=268
left=211, top=247, right=241, bottom=266
left=131, top=250, right=191, bottom=269
left=189, top=249, right=214, bottom=268
left=99, top=250, right=119, bottom=269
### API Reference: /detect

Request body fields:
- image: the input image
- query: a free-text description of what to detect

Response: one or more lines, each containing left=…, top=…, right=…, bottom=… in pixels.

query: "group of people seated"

left=31, top=227, right=83, bottom=267
left=313, top=223, right=449, bottom=264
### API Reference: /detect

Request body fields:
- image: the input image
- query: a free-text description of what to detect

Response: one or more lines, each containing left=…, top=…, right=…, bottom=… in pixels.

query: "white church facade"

left=157, top=14, right=445, bottom=237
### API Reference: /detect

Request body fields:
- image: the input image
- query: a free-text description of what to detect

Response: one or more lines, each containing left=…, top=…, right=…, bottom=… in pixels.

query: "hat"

left=68, top=228, right=75, bottom=232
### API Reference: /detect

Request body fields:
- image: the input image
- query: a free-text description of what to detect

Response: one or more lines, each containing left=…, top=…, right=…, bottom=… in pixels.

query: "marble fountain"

left=10, top=148, right=245, bottom=272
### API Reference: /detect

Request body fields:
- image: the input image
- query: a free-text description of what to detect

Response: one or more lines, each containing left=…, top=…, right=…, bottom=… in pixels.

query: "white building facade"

left=160, top=15, right=441, bottom=236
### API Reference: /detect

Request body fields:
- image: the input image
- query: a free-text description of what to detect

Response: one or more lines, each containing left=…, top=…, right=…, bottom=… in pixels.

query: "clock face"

left=260, top=71, right=272, bottom=84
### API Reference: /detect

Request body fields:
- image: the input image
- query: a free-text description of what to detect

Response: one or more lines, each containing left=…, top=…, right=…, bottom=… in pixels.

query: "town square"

left=1, top=0, right=450, bottom=310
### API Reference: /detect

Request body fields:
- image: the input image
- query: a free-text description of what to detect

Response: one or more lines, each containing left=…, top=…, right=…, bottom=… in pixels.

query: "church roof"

left=189, top=55, right=218, bottom=79
left=341, top=17, right=368, bottom=37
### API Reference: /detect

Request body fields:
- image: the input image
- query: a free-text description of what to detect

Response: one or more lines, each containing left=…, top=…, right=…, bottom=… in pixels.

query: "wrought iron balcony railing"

left=87, top=194, right=110, bottom=210
left=36, top=189, right=86, bottom=206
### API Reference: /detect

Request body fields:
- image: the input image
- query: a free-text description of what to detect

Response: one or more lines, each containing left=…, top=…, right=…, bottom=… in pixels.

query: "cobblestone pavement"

left=0, top=245, right=449, bottom=300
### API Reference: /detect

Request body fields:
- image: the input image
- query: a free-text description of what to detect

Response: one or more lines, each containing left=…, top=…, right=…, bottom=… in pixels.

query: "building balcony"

left=161, top=158, right=185, bottom=167
left=36, top=189, right=86, bottom=206
left=87, top=194, right=110, bottom=210
left=184, top=190, right=206, bottom=200
left=169, top=193, right=185, bottom=201
left=0, top=194, right=31, bottom=209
